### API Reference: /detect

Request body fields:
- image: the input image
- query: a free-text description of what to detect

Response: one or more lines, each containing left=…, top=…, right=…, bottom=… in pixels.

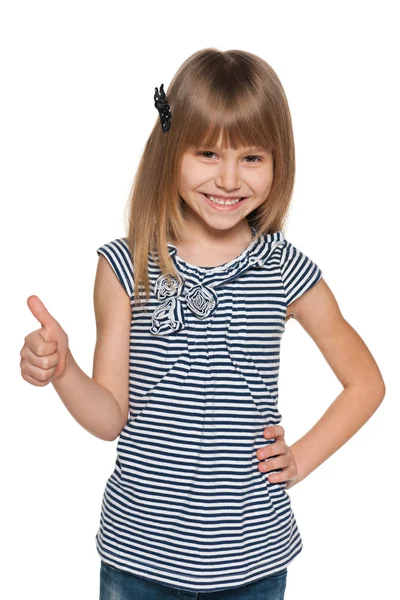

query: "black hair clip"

left=154, top=83, right=172, bottom=132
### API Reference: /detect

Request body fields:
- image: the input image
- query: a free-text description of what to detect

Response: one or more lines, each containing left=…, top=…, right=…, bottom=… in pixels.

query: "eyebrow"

left=245, top=147, right=268, bottom=153
left=197, top=145, right=268, bottom=153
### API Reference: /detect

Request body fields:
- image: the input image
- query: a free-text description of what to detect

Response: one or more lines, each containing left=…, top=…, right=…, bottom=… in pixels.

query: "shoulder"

left=97, top=237, right=131, bottom=257
left=276, top=232, right=324, bottom=308
left=96, top=237, right=133, bottom=297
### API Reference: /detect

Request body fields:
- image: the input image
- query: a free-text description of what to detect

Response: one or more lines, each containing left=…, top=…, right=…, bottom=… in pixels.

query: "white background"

left=1, top=1, right=398, bottom=598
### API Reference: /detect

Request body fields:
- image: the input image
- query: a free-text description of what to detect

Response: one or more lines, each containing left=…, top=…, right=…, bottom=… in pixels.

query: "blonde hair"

left=125, top=48, right=295, bottom=308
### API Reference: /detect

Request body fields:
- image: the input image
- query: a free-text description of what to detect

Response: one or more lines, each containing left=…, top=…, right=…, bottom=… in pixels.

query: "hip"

left=99, top=560, right=287, bottom=600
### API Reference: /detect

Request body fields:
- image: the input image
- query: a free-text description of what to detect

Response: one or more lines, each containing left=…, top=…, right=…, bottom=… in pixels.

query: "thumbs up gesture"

left=20, top=295, right=70, bottom=385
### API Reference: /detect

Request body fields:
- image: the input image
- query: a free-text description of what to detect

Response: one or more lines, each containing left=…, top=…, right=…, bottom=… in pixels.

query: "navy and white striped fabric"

left=95, top=227, right=323, bottom=593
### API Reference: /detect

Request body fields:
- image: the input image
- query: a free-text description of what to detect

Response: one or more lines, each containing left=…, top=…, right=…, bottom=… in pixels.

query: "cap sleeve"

left=96, top=237, right=134, bottom=297
left=280, top=238, right=323, bottom=306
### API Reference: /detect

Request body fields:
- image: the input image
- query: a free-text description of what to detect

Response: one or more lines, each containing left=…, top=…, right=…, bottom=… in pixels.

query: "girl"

left=20, top=48, right=385, bottom=600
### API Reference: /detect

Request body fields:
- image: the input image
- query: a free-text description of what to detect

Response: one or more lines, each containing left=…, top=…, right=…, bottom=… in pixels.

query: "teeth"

left=206, top=194, right=242, bottom=206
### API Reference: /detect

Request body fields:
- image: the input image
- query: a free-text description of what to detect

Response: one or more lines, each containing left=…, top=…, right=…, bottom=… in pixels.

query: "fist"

left=20, top=295, right=70, bottom=386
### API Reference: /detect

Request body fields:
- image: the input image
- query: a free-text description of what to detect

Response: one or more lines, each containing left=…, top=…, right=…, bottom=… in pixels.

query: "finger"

left=259, top=455, right=289, bottom=473
left=23, top=332, right=58, bottom=357
left=267, top=469, right=290, bottom=484
left=21, top=370, right=51, bottom=387
left=21, top=360, right=57, bottom=384
left=267, top=466, right=295, bottom=485
left=21, top=344, right=60, bottom=369
left=264, top=425, right=285, bottom=439
left=27, top=295, right=61, bottom=332
left=257, top=440, right=286, bottom=460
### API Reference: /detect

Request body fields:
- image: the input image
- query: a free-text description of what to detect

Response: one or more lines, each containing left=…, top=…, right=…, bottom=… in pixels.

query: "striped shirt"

left=95, top=226, right=323, bottom=593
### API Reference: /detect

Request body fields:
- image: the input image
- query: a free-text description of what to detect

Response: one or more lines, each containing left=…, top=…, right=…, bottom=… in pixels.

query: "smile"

left=201, top=193, right=248, bottom=209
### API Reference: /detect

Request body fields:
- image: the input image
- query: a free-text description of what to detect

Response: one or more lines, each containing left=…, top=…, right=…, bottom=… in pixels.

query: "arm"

left=52, top=255, right=131, bottom=441
left=286, top=278, right=386, bottom=485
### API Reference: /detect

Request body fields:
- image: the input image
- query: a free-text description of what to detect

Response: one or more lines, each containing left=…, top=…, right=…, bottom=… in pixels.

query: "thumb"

left=27, top=295, right=62, bottom=332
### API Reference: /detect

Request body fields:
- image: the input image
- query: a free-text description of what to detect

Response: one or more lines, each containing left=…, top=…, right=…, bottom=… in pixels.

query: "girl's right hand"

left=20, top=295, right=70, bottom=386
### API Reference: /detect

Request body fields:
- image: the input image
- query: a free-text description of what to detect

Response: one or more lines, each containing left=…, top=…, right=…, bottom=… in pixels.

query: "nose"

left=215, top=159, right=242, bottom=192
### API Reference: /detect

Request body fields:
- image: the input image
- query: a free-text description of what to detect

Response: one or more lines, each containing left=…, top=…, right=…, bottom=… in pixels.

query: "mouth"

left=200, top=193, right=248, bottom=210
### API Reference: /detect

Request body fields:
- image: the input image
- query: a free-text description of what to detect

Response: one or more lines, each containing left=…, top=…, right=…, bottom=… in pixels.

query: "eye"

left=198, top=151, right=215, bottom=159
left=244, top=155, right=263, bottom=163
left=197, top=151, right=263, bottom=163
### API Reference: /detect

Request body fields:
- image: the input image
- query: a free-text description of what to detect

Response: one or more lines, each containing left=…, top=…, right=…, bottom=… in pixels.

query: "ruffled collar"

left=150, top=228, right=285, bottom=336
left=166, top=227, right=284, bottom=286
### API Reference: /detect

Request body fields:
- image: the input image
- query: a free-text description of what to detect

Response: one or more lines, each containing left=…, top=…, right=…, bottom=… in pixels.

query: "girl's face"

left=178, top=134, right=274, bottom=237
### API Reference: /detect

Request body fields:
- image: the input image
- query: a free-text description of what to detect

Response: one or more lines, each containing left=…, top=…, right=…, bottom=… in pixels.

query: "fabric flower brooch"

left=148, top=229, right=280, bottom=336
left=150, top=273, right=218, bottom=336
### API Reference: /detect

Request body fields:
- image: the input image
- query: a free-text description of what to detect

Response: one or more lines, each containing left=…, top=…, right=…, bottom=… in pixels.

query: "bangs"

left=185, top=110, right=276, bottom=154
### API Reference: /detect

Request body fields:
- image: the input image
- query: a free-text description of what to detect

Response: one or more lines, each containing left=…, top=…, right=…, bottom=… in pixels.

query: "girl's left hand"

left=256, top=426, right=298, bottom=490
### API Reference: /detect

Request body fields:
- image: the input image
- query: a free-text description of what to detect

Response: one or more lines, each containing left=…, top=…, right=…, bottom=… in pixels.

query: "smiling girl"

left=20, top=48, right=385, bottom=600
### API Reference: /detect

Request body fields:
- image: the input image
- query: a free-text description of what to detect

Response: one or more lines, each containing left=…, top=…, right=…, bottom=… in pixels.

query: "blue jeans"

left=100, top=560, right=287, bottom=600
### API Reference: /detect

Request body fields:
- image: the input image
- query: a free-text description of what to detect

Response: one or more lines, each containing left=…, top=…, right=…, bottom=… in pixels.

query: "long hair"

left=125, top=48, right=295, bottom=308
